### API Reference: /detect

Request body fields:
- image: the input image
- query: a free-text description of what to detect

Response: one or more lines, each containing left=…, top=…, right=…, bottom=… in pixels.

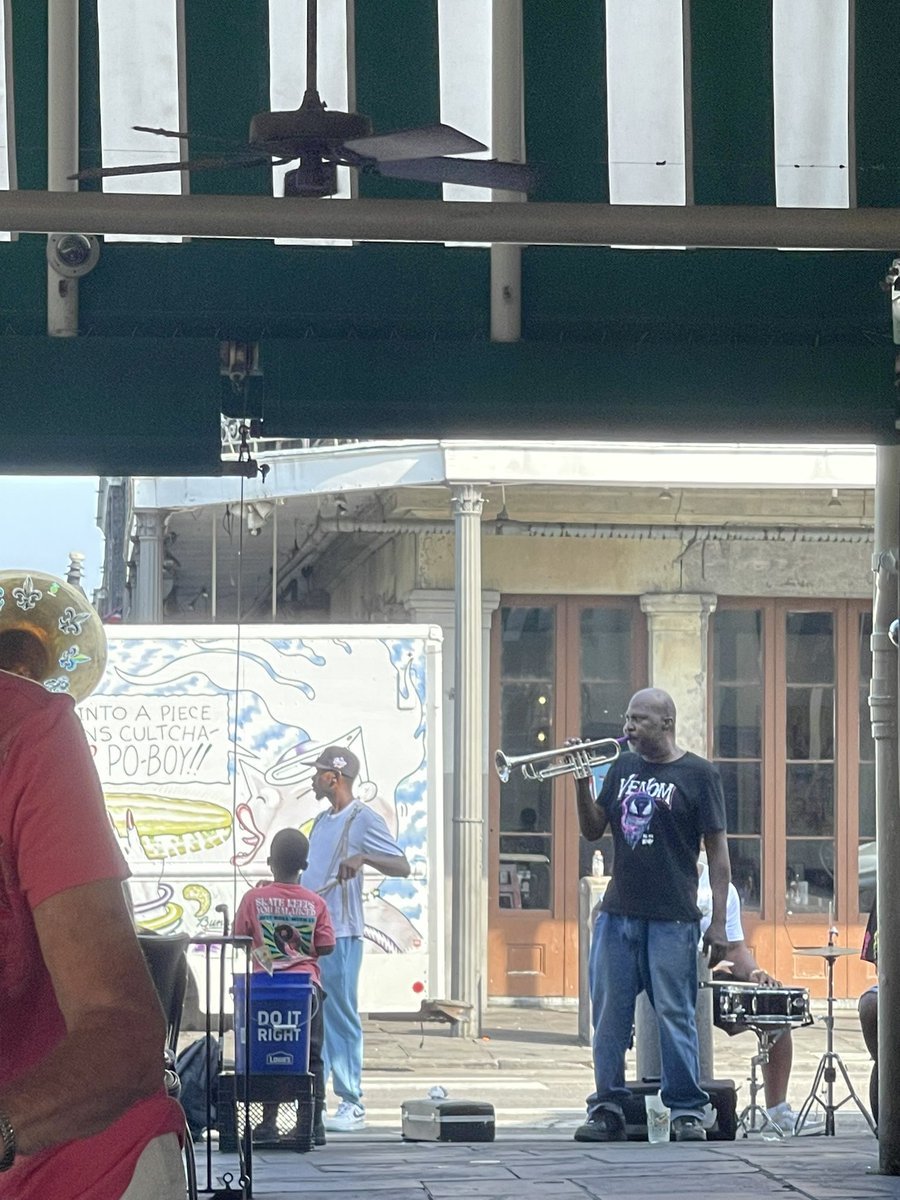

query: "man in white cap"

left=303, top=746, right=410, bottom=1132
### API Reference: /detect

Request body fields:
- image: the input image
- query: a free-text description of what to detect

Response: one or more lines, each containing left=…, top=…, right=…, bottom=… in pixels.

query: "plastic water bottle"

left=644, top=1091, right=671, bottom=1144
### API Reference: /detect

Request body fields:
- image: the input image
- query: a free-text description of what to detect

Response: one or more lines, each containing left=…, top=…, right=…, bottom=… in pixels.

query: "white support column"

left=131, top=511, right=165, bottom=623
left=47, top=0, right=80, bottom=337
left=490, top=0, right=524, bottom=343
left=639, top=593, right=718, bottom=754
left=405, top=585, right=500, bottom=999
left=449, top=484, right=486, bottom=1036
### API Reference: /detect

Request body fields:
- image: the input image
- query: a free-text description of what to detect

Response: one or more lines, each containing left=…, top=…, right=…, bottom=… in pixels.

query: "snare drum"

left=712, top=983, right=810, bottom=1028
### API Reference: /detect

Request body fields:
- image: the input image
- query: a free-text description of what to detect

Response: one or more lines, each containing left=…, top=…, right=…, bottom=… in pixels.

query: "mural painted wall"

left=77, top=625, right=444, bottom=1010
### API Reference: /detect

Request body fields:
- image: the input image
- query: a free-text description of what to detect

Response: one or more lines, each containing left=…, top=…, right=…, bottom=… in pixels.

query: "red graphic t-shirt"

left=0, top=671, right=183, bottom=1200
left=234, top=880, right=335, bottom=987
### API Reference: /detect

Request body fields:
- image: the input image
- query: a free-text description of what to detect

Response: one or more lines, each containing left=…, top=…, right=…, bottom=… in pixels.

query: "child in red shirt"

left=234, top=828, right=335, bottom=1144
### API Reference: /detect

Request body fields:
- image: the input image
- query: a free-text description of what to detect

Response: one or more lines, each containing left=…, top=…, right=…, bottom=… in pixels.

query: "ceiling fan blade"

left=70, top=153, right=274, bottom=182
left=344, top=123, right=486, bottom=163
left=133, top=126, right=243, bottom=148
left=133, top=125, right=192, bottom=139
left=375, top=156, right=537, bottom=192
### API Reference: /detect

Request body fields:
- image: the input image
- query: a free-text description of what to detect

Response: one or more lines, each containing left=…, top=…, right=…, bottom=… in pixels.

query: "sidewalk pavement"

left=198, top=1003, right=900, bottom=1198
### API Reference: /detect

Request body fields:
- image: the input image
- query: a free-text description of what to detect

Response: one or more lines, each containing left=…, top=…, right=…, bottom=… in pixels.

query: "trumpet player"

left=572, top=687, right=731, bottom=1145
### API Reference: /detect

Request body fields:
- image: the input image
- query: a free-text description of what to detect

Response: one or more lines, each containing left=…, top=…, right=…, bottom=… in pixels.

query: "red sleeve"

left=313, top=893, right=336, bottom=950
left=233, top=892, right=254, bottom=939
left=5, top=697, right=126, bottom=911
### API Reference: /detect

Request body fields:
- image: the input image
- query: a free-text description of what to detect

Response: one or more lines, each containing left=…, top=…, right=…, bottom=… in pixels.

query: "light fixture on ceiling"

left=658, top=488, right=674, bottom=501
left=247, top=500, right=275, bottom=536
left=828, top=489, right=842, bottom=509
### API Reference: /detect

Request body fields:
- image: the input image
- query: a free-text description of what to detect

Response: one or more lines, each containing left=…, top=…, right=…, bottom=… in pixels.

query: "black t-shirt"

left=597, top=750, right=727, bottom=922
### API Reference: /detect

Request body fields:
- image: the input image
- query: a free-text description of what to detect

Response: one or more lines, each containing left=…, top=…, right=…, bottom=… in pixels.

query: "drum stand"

left=794, top=930, right=877, bottom=1137
left=738, top=1027, right=788, bottom=1139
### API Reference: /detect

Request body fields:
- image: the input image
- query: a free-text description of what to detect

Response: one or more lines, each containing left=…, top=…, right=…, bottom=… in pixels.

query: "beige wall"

left=415, top=529, right=871, bottom=601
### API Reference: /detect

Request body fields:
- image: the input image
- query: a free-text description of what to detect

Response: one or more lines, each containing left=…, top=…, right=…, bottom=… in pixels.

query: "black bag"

left=620, top=1079, right=738, bottom=1141
left=176, top=1034, right=220, bottom=1140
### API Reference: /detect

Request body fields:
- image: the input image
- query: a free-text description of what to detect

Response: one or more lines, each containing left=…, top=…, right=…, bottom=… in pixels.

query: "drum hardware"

left=737, top=1027, right=791, bottom=1140
left=494, top=736, right=626, bottom=784
left=703, top=980, right=813, bottom=1140
left=793, top=929, right=877, bottom=1137
left=706, top=981, right=813, bottom=1029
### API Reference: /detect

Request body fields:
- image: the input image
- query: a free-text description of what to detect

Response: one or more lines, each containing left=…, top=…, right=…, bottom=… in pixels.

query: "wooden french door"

left=710, top=600, right=876, bottom=1000
left=488, top=597, right=646, bottom=999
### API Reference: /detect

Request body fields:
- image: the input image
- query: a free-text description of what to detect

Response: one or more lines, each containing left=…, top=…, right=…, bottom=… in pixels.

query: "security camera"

left=46, top=233, right=100, bottom=278
left=890, top=619, right=899, bottom=648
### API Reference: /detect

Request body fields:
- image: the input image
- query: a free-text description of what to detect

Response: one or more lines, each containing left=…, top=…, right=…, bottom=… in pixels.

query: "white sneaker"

left=766, top=1103, right=824, bottom=1135
left=323, top=1101, right=366, bottom=1132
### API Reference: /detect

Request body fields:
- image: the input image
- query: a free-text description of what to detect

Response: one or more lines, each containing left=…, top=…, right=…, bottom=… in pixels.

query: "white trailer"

left=76, top=625, right=444, bottom=1013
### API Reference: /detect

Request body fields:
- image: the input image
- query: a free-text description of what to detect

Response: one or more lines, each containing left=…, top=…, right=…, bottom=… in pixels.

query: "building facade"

left=98, top=440, right=880, bottom=1003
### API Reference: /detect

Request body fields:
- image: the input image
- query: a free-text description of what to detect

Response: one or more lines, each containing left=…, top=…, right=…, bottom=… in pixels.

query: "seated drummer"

left=697, top=855, right=816, bottom=1136
left=858, top=895, right=878, bottom=1127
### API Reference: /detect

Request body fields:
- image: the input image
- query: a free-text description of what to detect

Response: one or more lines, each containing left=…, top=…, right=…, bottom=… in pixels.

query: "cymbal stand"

left=794, top=925, right=876, bottom=1137
left=737, top=1027, right=788, bottom=1139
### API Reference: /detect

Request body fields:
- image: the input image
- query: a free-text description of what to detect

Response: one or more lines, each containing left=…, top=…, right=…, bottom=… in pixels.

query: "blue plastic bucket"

left=233, top=972, right=313, bottom=1074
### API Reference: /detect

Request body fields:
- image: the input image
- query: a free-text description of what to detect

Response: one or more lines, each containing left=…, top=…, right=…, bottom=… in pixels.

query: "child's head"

left=268, top=828, right=310, bottom=881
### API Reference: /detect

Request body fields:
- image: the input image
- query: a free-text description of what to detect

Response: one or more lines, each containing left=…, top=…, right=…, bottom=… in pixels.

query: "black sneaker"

left=672, top=1115, right=707, bottom=1142
left=574, top=1110, right=627, bottom=1142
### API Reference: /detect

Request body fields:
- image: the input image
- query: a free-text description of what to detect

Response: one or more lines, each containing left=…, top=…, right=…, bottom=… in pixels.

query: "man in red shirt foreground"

left=0, top=615, right=185, bottom=1198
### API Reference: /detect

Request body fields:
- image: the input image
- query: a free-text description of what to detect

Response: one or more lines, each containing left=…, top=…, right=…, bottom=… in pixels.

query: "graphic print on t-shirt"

left=256, top=896, right=317, bottom=965
left=617, top=772, right=677, bottom=849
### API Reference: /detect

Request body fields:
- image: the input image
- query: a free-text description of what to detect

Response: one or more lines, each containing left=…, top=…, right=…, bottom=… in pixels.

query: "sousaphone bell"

left=0, top=569, right=107, bottom=701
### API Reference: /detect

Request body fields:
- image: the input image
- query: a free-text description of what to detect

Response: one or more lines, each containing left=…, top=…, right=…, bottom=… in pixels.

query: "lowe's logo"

left=266, top=1051, right=294, bottom=1067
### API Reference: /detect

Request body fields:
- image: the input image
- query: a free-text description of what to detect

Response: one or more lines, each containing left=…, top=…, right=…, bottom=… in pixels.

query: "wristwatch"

left=0, top=1111, right=16, bottom=1171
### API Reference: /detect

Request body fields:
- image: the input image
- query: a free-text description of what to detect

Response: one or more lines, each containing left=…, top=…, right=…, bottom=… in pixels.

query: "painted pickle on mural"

left=76, top=626, right=444, bottom=1010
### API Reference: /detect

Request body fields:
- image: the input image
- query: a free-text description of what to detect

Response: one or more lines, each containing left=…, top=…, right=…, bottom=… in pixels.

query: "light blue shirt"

left=303, top=799, right=404, bottom=938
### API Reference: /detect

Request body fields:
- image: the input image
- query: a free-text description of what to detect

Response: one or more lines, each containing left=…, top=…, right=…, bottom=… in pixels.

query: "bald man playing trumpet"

left=573, top=687, right=731, bottom=1145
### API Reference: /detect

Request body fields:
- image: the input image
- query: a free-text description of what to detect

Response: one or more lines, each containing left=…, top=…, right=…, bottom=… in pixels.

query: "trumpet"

left=495, top=736, right=627, bottom=783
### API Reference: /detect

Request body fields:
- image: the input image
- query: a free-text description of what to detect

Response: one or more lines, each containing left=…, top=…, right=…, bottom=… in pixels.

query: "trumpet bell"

left=495, top=749, right=513, bottom=783
left=0, top=570, right=107, bottom=701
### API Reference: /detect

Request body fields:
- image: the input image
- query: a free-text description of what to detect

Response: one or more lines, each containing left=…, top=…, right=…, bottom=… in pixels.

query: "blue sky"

left=0, top=477, right=105, bottom=592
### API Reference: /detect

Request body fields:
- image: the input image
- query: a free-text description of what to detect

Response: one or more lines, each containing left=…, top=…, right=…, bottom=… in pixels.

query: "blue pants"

left=586, top=912, right=710, bottom=1121
left=318, top=936, right=365, bottom=1106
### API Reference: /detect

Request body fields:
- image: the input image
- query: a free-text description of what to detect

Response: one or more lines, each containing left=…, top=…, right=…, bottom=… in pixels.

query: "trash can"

left=232, top=972, right=313, bottom=1074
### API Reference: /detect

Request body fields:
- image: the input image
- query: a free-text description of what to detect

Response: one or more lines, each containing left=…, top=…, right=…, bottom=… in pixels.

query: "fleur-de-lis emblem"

left=58, top=646, right=91, bottom=673
left=59, top=607, right=90, bottom=636
left=13, top=577, right=42, bottom=612
left=44, top=677, right=71, bottom=693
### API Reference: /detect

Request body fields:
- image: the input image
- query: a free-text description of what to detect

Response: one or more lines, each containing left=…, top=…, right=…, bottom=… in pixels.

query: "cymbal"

left=793, top=945, right=858, bottom=958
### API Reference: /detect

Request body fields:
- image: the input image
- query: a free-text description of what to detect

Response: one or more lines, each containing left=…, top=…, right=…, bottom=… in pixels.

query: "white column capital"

left=450, top=483, right=486, bottom=517
left=640, top=592, right=718, bottom=620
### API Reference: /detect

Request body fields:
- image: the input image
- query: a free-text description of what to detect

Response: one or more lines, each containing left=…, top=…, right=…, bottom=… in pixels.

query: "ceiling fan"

left=73, top=1, right=536, bottom=198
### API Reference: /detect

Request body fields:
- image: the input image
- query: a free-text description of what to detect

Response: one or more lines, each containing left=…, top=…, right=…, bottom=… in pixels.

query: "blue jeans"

left=318, top=936, right=365, bottom=1106
left=586, top=912, right=709, bottom=1121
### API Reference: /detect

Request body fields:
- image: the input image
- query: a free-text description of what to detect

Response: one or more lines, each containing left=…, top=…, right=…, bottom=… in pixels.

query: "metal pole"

left=450, top=484, right=485, bottom=1038
left=11, top=190, right=900, bottom=248
left=490, top=0, right=523, bottom=342
left=271, top=502, right=278, bottom=620
left=211, top=512, right=218, bottom=621
left=46, top=1, right=79, bottom=336
left=872, top=446, right=900, bottom=1173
